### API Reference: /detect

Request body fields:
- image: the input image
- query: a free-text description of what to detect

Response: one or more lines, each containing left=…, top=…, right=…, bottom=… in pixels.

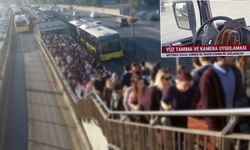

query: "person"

left=161, top=71, right=195, bottom=128
left=131, top=63, right=141, bottom=75
left=175, top=64, right=185, bottom=82
left=196, top=27, right=249, bottom=131
left=127, top=75, right=151, bottom=123
left=150, top=68, right=173, bottom=124
left=191, top=57, right=201, bottom=76
left=110, top=83, right=124, bottom=111
left=82, top=76, right=92, bottom=99
left=161, top=72, right=195, bottom=150
left=75, top=80, right=84, bottom=99
left=192, top=57, right=212, bottom=81
left=236, top=56, right=248, bottom=86
left=197, top=56, right=248, bottom=130
left=103, top=78, right=114, bottom=108
left=151, top=69, right=173, bottom=110
left=93, top=75, right=103, bottom=96
left=123, top=85, right=133, bottom=111
left=141, top=61, right=150, bottom=76
left=141, top=61, right=151, bottom=86
left=121, top=64, right=132, bottom=88
left=128, top=75, right=151, bottom=111
left=192, top=57, right=212, bottom=108
left=111, top=72, right=120, bottom=87
left=150, top=62, right=161, bottom=85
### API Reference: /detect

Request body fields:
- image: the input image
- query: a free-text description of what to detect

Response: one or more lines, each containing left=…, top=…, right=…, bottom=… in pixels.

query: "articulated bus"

left=68, top=19, right=88, bottom=44
left=14, top=15, right=29, bottom=33
left=68, top=20, right=123, bottom=61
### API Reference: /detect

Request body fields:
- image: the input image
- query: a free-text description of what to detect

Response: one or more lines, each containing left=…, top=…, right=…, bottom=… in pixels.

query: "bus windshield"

left=100, top=35, right=121, bottom=54
left=16, top=21, right=27, bottom=27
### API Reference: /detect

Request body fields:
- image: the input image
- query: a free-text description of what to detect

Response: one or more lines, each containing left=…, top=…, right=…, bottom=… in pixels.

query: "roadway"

left=74, top=10, right=181, bottom=73
left=0, top=31, right=85, bottom=150
left=0, top=29, right=28, bottom=150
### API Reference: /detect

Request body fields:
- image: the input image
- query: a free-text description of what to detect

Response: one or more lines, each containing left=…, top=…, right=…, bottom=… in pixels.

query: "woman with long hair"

left=127, top=75, right=151, bottom=123
left=150, top=68, right=173, bottom=124
left=128, top=75, right=151, bottom=111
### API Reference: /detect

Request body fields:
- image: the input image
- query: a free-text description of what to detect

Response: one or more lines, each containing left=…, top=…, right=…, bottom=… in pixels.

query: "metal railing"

left=72, top=91, right=250, bottom=150
left=91, top=89, right=250, bottom=117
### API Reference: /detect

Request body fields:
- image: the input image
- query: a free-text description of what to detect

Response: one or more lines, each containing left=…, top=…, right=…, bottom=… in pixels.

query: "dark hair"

left=192, top=57, right=201, bottom=67
left=199, top=57, right=211, bottom=62
left=131, top=74, right=142, bottom=84
left=141, top=61, right=146, bottom=67
left=154, top=62, right=161, bottom=70
left=132, top=63, right=138, bottom=67
left=124, top=64, right=131, bottom=71
left=176, top=64, right=185, bottom=78
left=178, top=71, right=193, bottom=82
left=113, top=82, right=122, bottom=91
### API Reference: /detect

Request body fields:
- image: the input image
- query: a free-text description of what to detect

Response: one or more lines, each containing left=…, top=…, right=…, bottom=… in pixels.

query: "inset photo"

left=160, top=0, right=250, bottom=57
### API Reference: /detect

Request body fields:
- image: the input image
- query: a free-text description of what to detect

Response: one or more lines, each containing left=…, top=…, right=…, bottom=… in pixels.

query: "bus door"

left=76, top=26, right=81, bottom=43
left=79, top=29, right=87, bottom=48
left=86, top=34, right=98, bottom=55
left=96, top=39, right=102, bottom=58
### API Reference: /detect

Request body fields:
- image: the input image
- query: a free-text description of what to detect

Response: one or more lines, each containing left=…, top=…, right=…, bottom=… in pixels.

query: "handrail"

left=92, top=89, right=250, bottom=117
left=110, top=109, right=250, bottom=116
left=92, top=87, right=248, bottom=138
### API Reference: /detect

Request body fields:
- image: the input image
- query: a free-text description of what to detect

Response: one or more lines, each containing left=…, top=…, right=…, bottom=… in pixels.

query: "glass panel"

left=100, top=35, right=121, bottom=54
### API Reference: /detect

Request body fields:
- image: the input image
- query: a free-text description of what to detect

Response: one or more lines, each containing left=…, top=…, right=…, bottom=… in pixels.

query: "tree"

left=131, top=0, right=140, bottom=9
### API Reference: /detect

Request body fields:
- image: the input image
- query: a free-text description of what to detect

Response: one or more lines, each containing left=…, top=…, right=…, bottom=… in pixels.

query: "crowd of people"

left=42, top=32, right=112, bottom=100
left=41, top=30, right=250, bottom=133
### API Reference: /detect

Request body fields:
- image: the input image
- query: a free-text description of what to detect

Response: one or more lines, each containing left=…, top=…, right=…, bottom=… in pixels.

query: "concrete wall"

left=0, top=14, right=12, bottom=100
left=0, top=14, right=14, bottom=150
